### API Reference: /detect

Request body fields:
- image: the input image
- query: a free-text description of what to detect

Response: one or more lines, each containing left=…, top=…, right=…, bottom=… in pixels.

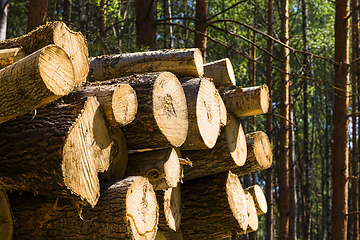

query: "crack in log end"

left=163, top=94, right=177, bottom=118
left=204, top=100, right=213, bottom=123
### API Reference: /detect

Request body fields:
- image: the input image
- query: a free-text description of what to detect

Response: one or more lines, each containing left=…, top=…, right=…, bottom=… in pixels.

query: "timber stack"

left=0, top=22, right=272, bottom=240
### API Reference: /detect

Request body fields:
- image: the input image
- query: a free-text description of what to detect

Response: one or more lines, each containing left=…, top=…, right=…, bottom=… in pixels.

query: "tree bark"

left=221, top=84, right=270, bottom=117
left=181, top=171, right=248, bottom=239
left=99, top=0, right=107, bottom=54
left=194, top=0, right=208, bottom=61
left=203, top=58, right=236, bottom=89
left=0, top=0, right=8, bottom=40
left=136, top=0, right=157, bottom=50
left=125, top=148, right=181, bottom=190
left=181, top=112, right=247, bottom=181
left=0, top=21, right=89, bottom=86
left=0, top=45, right=74, bottom=124
left=27, top=0, right=48, bottom=33
left=332, top=1, right=350, bottom=240
left=180, top=77, right=220, bottom=150
left=244, top=185, right=268, bottom=216
left=0, top=97, right=124, bottom=207
left=88, top=48, right=204, bottom=82
left=0, top=189, right=13, bottom=240
left=63, top=0, right=72, bottom=22
left=104, top=73, right=188, bottom=149
left=0, top=47, right=26, bottom=69
left=10, top=177, right=159, bottom=240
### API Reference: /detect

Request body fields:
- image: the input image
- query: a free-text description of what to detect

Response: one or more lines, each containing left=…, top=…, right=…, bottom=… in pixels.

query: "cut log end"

left=226, top=171, right=248, bottom=231
left=204, top=58, right=236, bottom=89
left=112, top=84, right=138, bottom=126
left=163, top=149, right=181, bottom=189
left=239, top=193, right=258, bottom=234
left=226, top=113, right=247, bottom=167
left=164, top=185, right=182, bottom=231
left=39, top=45, right=75, bottom=97
left=193, top=48, right=204, bottom=77
left=244, top=185, right=267, bottom=216
left=126, top=177, right=159, bottom=240
left=0, top=190, right=13, bottom=240
left=250, top=131, right=272, bottom=169
left=217, top=91, right=227, bottom=127
left=153, top=72, right=188, bottom=147
left=259, top=84, right=270, bottom=114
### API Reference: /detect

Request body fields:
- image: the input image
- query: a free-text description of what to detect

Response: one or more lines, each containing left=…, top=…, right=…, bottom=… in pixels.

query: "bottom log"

left=9, top=177, right=158, bottom=240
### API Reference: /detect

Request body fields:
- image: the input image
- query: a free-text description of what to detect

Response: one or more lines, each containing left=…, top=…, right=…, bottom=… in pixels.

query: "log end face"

left=164, top=185, right=182, bottom=231
left=253, top=131, right=273, bottom=169
left=225, top=58, right=236, bottom=87
left=163, top=148, right=181, bottom=189
left=112, top=84, right=138, bottom=126
left=194, top=48, right=204, bottom=77
left=245, top=185, right=267, bottom=216
left=245, top=193, right=259, bottom=232
left=260, top=84, right=270, bottom=114
left=106, top=127, right=128, bottom=180
left=226, top=113, right=247, bottom=167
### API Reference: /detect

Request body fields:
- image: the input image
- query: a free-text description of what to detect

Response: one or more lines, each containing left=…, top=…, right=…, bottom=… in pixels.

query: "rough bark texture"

left=180, top=77, right=220, bottom=150
left=194, top=0, right=208, bottom=61
left=181, top=112, right=247, bottom=181
left=136, top=0, right=157, bottom=50
left=181, top=171, right=248, bottom=239
left=10, top=177, right=159, bottom=240
left=233, top=131, right=272, bottom=176
left=0, top=21, right=89, bottom=86
left=0, top=189, right=13, bottom=240
left=109, top=72, right=188, bottom=149
left=221, top=84, right=269, bottom=117
left=69, top=82, right=138, bottom=127
left=88, top=48, right=204, bottom=82
left=27, top=0, right=48, bottom=32
left=125, top=148, right=181, bottom=190
left=204, top=58, right=236, bottom=89
left=0, top=45, right=74, bottom=124
left=244, top=185, right=268, bottom=216
left=0, top=47, right=26, bottom=69
left=0, top=97, right=123, bottom=207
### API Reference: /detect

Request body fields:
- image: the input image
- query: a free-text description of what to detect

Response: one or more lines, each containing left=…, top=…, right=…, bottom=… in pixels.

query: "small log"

left=221, top=84, right=269, bottom=117
left=244, top=185, right=267, bottom=216
left=0, top=189, right=13, bottom=240
left=0, top=97, right=126, bottom=207
left=66, top=83, right=138, bottom=127
left=0, top=45, right=74, bottom=124
left=110, top=72, right=188, bottom=149
left=125, top=148, right=181, bottom=190
left=181, top=171, right=248, bottom=239
left=233, top=131, right=273, bottom=176
left=10, top=177, right=159, bottom=240
left=88, top=48, right=204, bottom=82
left=181, top=112, right=247, bottom=181
left=0, top=47, right=26, bottom=69
left=180, top=77, right=220, bottom=150
left=216, top=90, right=227, bottom=127
left=0, top=21, right=88, bottom=86
left=238, top=193, right=258, bottom=235
left=204, top=58, right=236, bottom=89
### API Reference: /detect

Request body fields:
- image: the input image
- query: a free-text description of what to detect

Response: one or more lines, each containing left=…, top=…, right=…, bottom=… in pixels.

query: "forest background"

left=1, top=0, right=357, bottom=239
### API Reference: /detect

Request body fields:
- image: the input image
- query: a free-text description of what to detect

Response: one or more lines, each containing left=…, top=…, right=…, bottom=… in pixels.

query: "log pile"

left=0, top=22, right=272, bottom=240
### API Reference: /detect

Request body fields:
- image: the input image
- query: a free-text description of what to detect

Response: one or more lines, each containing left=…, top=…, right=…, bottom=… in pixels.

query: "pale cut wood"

left=0, top=190, right=13, bottom=240
left=182, top=112, right=247, bottom=181
left=0, top=21, right=88, bottom=86
left=244, top=185, right=268, bottom=216
left=238, top=193, right=258, bottom=235
left=111, top=72, right=188, bottom=149
left=222, top=84, right=270, bottom=117
left=0, top=47, right=26, bottom=69
left=125, top=148, right=181, bottom=190
left=0, top=97, right=125, bottom=207
left=180, top=77, right=220, bottom=150
left=88, top=48, right=204, bottom=82
left=10, top=177, right=159, bottom=240
left=68, top=83, right=137, bottom=127
left=233, top=131, right=273, bottom=176
left=0, top=44, right=74, bottom=124
left=181, top=171, right=248, bottom=239
left=204, top=58, right=236, bottom=89
left=217, top=90, right=227, bottom=127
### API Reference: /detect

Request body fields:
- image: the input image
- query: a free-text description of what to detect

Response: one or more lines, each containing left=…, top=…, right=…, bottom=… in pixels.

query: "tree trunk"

left=332, top=1, right=350, bottom=240
left=221, top=85, right=270, bottom=117
left=0, top=45, right=74, bottom=124
left=99, top=0, right=107, bottom=54
left=0, top=47, right=26, bottom=69
left=0, top=21, right=89, bottom=86
left=88, top=48, right=204, bottom=82
left=279, top=0, right=290, bottom=239
left=0, top=189, right=13, bottom=240
left=27, top=0, right=48, bottom=33
left=63, top=0, right=72, bottom=22
left=136, top=0, right=157, bottom=50
left=10, top=177, right=159, bottom=240
left=0, top=0, right=8, bottom=40
left=181, top=112, right=247, bottom=181
left=112, top=72, right=188, bottom=149
left=203, top=58, right=236, bottom=89
left=181, top=171, right=248, bottom=239
left=180, top=77, right=220, bottom=150
left=0, top=97, right=124, bottom=207
left=194, top=0, right=208, bottom=61
left=125, top=148, right=181, bottom=190
left=244, top=185, right=268, bottom=216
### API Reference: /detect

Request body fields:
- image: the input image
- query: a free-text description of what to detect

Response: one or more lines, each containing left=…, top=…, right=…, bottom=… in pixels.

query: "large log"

left=9, top=177, right=159, bottom=240
left=181, top=171, right=248, bottom=239
left=125, top=148, right=181, bottom=190
left=244, top=185, right=268, bottom=216
left=238, top=193, right=258, bottom=235
left=88, top=48, right=204, bottom=82
left=0, top=45, right=74, bottom=124
left=0, top=47, right=26, bottom=69
left=109, top=72, right=188, bottom=149
left=0, top=189, right=13, bottom=240
left=180, top=77, right=220, bottom=150
left=0, top=97, right=126, bottom=207
left=204, top=58, right=236, bottom=89
left=233, top=131, right=273, bottom=176
left=221, top=84, right=270, bottom=117
left=181, top=112, right=247, bottom=181
left=0, top=21, right=89, bottom=86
